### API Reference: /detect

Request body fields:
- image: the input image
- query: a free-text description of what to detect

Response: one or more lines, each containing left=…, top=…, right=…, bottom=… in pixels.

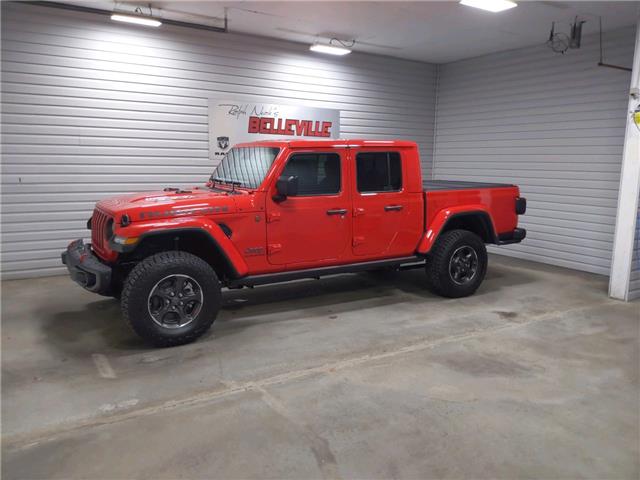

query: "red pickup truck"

left=62, top=140, right=526, bottom=346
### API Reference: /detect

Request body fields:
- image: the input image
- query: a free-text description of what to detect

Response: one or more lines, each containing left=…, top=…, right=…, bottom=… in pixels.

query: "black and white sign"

left=209, top=99, right=340, bottom=158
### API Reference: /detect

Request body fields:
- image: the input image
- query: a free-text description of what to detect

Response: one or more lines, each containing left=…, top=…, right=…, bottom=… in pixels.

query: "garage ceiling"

left=59, top=1, right=638, bottom=63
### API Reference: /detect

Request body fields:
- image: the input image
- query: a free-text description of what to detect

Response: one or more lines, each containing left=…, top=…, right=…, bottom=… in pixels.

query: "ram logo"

left=217, top=136, right=230, bottom=150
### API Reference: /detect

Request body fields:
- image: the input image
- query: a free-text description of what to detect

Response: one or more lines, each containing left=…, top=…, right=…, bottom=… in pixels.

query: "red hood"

left=96, top=188, right=237, bottom=222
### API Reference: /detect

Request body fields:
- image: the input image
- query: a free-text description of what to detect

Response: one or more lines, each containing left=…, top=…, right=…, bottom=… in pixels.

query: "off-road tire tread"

left=425, top=229, right=487, bottom=298
left=121, top=251, right=220, bottom=347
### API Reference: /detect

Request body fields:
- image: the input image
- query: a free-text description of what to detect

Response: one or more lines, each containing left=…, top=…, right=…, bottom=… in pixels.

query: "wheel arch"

left=120, top=227, right=247, bottom=280
left=440, top=211, right=497, bottom=243
left=417, top=208, right=498, bottom=255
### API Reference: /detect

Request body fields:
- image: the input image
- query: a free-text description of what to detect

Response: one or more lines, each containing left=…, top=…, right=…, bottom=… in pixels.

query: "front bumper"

left=61, top=239, right=112, bottom=294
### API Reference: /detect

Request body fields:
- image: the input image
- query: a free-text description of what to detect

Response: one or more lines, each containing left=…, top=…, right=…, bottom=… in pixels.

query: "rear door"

left=266, top=150, right=351, bottom=266
left=351, top=149, right=420, bottom=257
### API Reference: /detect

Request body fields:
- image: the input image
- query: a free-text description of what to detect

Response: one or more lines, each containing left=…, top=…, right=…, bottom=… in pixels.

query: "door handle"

left=384, top=205, right=403, bottom=212
left=327, top=208, right=348, bottom=216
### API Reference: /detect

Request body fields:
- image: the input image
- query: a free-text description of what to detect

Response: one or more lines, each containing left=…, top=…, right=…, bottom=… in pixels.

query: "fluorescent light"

left=310, top=44, right=351, bottom=56
left=111, top=14, right=162, bottom=27
left=460, top=0, right=517, bottom=13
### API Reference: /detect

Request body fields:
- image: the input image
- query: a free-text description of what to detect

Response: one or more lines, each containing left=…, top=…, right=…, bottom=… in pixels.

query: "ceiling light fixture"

left=310, top=44, right=351, bottom=55
left=310, top=38, right=354, bottom=56
left=111, top=13, right=162, bottom=27
left=459, top=0, right=517, bottom=13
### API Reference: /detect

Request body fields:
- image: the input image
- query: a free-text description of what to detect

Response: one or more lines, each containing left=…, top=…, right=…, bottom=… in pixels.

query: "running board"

left=227, top=256, right=423, bottom=288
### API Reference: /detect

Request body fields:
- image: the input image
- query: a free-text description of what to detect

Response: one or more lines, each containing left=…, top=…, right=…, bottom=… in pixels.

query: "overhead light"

left=111, top=13, right=162, bottom=27
left=459, top=0, right=517, bottom=13
left=310, top=44, right=351, bottom=56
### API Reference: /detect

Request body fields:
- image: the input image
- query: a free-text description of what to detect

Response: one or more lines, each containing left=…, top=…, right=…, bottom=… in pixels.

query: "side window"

left=281, top=153, right=341, bottom=196
left=356, top=152, right=402, bottom=193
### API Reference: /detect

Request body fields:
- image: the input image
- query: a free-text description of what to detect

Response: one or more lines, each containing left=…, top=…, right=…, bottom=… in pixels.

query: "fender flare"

left=115, top=219, right=249, bottom=278
left=416, top=206, right=497, bottom=255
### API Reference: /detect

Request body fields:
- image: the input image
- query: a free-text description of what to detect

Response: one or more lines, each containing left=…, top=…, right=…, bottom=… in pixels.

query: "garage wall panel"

left=0, top=2, right=437, bottom=279
left=433, top=26, right=636, bottom=275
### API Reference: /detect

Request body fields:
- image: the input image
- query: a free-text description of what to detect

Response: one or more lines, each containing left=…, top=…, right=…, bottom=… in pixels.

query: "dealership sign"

left=209, top=99, right=340, bottom=158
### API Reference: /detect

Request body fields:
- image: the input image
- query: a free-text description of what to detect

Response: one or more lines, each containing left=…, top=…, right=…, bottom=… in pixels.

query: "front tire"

left=425, top=229, right=487, bottom=298
left=121, top=251, right=221, bottom=347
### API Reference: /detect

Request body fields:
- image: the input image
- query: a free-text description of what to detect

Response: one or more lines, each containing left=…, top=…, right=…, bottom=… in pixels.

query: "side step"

left=227, top=256, right=424, bottom=288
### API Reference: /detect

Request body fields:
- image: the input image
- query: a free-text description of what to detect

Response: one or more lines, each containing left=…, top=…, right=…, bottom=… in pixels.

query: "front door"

left=266, top=150, right=351, bottom=266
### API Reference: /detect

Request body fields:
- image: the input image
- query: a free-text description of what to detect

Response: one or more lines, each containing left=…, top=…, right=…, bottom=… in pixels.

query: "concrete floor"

left=1, top=255, right=638, bottom=479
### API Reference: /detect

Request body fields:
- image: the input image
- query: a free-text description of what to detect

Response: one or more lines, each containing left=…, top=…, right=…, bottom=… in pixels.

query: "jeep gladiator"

left=62, top=139, right=526, bottom=346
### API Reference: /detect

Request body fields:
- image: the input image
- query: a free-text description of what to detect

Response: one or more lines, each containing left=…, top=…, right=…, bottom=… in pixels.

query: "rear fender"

left=417, top=205, right=497, bottom=254
left=115, top=217, right=249, bottom=278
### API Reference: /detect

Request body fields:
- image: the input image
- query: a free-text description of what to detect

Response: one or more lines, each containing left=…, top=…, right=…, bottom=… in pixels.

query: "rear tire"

left=121, top=251, right=221, bottom=347
left=425, top=229, right=487, bottom=298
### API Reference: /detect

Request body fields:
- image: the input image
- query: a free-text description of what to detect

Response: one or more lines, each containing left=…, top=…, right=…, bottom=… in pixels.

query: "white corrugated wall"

left=432, top=26, right=636, bottom=276
left=0, top=2, right=437, bottom=279
left=1, top=2, right=636, bottom=282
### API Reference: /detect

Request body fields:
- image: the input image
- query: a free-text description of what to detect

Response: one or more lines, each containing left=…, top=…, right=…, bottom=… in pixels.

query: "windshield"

left=211, top=146, right=280, bottom=189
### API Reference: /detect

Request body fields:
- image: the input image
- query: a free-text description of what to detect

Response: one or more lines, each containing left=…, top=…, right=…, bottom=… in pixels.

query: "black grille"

left=91, top=209, right=112, bottom=254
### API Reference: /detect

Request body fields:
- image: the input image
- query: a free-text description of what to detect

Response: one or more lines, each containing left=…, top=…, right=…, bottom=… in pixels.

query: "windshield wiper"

left=212, top=177, right=242, bottom=187
left=211, top=176, right=244, bottom=193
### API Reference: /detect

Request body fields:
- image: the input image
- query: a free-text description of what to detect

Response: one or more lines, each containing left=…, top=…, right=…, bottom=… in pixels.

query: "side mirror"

left=274, top=175, right=299, bottom=202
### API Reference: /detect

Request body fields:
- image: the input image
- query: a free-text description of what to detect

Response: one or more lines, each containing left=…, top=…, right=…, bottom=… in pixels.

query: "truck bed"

left=422, top=180, right=514, bottom=191
left=422, top=179, right=521, bottom=240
